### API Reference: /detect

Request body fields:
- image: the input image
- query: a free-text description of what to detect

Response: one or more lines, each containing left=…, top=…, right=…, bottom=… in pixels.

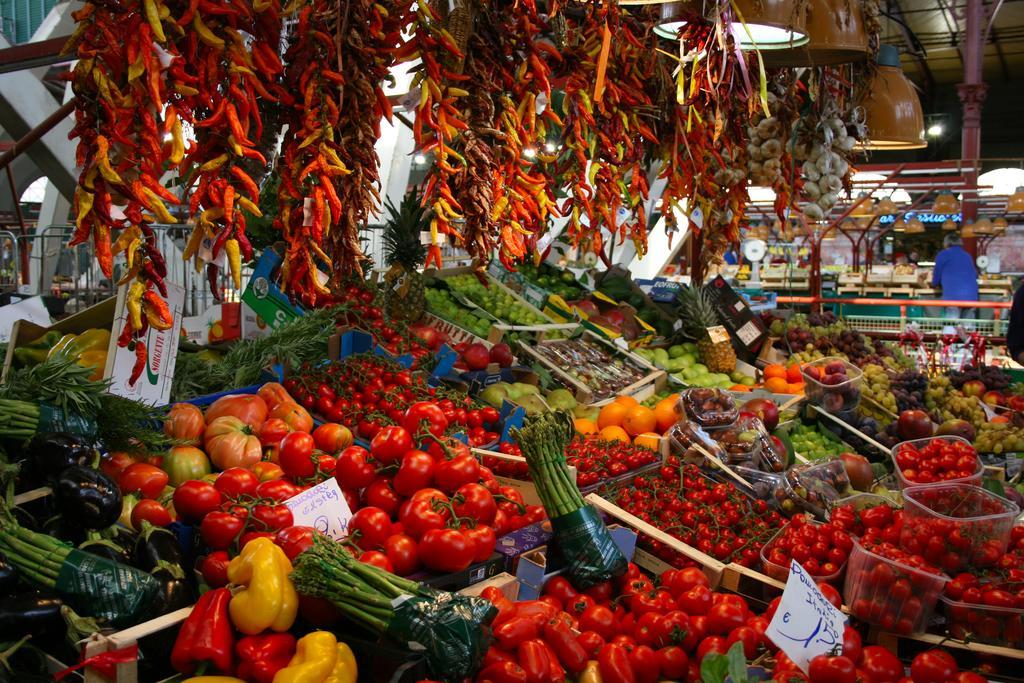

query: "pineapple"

left=382, top=189, right=428, bottom=323
left=676, top=285, right=737, bottom=373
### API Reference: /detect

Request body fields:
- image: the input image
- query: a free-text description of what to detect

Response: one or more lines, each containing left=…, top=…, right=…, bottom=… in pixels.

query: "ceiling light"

left=413, top=153, right=426, bottom=165
left=763, top=0, right=869, bottom=66
left=978, top=169, right=1024, bottom=197
left=544, top=142, right=557, bottom=153
left=856, top=45, right=926, bottom=150
left=932, top=192, right=959, bottom=213
left=523, top=147, right=537, bottom=159
left=926, top=124, right=944, bottom=138
left=1008, top=187, right=1024, bottom=213
left=654, top=0, right=808, bottom=49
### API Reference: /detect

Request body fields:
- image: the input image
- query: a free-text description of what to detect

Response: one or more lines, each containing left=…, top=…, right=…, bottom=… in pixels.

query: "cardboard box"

left=412, top=552, right=506, bottom=591
left=2, top=295, right=117, bottom=383
left=704, top=276, right=769, bottom=355
left=493, top=522, right=554, bottom=572
left=240, top=301, right=273, bottom=340
left=240, top=248, right=304, bottom=331
left=514, top=524, right=637, bottom=600
left=181, top=302, right=241, bottom=345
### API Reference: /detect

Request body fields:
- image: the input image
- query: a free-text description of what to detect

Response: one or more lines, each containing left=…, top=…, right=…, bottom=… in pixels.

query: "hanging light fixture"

left=961, top=221, right=976, bottom=238
left=906, top=217, right=925, bottom=234
left=856, top=45, right=926, bottom=150
left=973, top=217, right=993, bottom=235
left=849, top=193, right=875, bottom=217
left=654, top=0, right=808, bottom=49
left=993, top=217, right=1008, bottom=233
left=892, top=218, right=907, bottom=232
left=875, top=197, right=898, bottom=215
left=763, top=0, right=868, bottom=66
left=932, top=192, right=960, bottom=214
left=1008, top=187, right=1024, bottom=213
left=942, top=219, right=958, bottom=231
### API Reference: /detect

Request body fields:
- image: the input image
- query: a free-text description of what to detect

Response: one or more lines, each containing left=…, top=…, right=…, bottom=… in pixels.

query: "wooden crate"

left=838, top=272, right=865, bottom=285
left=516, top=330, right=665, bottom=406
left=869, top=628, right=1024, bottom=664
left=424, top=264, right=560, bottom=330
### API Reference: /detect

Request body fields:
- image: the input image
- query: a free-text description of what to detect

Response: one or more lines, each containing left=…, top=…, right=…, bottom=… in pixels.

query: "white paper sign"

left=766, top=560, right=847, bottom=673
left=283, top=477, right=353, bottom=541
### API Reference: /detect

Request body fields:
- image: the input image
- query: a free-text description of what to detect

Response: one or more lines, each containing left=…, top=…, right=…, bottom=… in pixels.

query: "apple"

left=897, top=409, right=934, bottom=441
left=1008, top=395, right=1024, bottom=413
left=409, top=323, right=440, bottom=351
left=936, top=418, right=976, bottom=443
left=742, top=398, right=779, bottom=432
left=574, top=300, right=599, bottom=317
left=489, top=343, right=514, bottom=368
left=961, top=380, right=987, bottom=398
left=982, top=391, right=1005, bottom=407
left=840, top=452, right=873, bottom=491
left=603, top=309, right=627, bottom=329
left=462, top=343, right=491, bottom=371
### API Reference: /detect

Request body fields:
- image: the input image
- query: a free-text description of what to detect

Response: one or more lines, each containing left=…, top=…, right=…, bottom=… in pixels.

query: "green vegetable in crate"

left=382, top=188, right=429, bottom=323
left=289, top=534, right=496, bottom=682
left=0, top=513, right=159, bottom=628
left=676, top=285, right=736, bottom=374
left=12, top=330, right=62, bottom=367
left=511, top=411, right=628, bottom=587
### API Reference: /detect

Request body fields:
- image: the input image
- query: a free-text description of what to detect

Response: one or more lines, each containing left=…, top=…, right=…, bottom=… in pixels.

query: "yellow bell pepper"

left=324, top=642, right=357, bottom=683
left=227, top=537, right=298, bottom=635
left=580, top=660, right=603, bottom=683
left=273, top=631, right=338, bottom=683
left=183, top=678, right=247, bottom=683
left=78, top=349, right=108, bottom=381
left=47, top=333, right=78, bottom=358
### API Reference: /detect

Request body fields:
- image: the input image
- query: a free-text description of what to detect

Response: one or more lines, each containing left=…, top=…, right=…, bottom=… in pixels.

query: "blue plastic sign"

left=284, top=477, right=353, bottom=541
left=765, top=560, right=847, bottom=673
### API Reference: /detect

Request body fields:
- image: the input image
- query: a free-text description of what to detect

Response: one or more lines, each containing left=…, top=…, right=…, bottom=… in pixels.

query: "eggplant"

left=24, top=432, right=94, bottom=482
left=52, top=465, right=122, bottom=530
left=134, top=523, right=185, bottom=572
left=0, top=591, right=64, bottom=642
left=42, top=515, right=86, bottom=546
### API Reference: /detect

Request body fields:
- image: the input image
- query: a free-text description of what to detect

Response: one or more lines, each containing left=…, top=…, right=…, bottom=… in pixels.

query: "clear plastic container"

left=707, top=415, right=766, bottom=469
left=679, top=388, right=738, bottom=428
left=760, top=519, right=846, bottom=585
left=667, top=420, right=725, bottom=464
left=941, top=594, right=1024, bottom=648
left=900, top=483, right=1018, bottom=572
left=801, top=357, right=863, bottom=414
left=784, top=459, right=853, bottom=519
left=720, top=465, right=787, bottom=512
left=828, top=493, right=901, bottom=537
left=889, top=436, right=983, bottom=489
left=843, top=538, right=950, bottom=635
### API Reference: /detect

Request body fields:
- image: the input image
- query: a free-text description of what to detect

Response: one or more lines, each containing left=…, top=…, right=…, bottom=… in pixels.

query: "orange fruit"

left=598, top=402, right=630, bottom=430
left=786, top=364, right=804, bottom=383
left=634, top=432, right=662, bottom=451
left=764, top=377, right=789, bottom=394
left=623, top=405, right=657, bottom=436
left=574, top=418, right=599, bottom=436
left=991, top=415, right=1010, bottom=424
left=787, top=382, right=805, bottom=394
left=614, top=395, right=640, bottom=409
left=764, top=364, right=787, bottom=380
left=599, top=425, right=631, bottom=444
left=653, top=394, right=682, bottom=432
left=730, top=384, right=752, bottom=392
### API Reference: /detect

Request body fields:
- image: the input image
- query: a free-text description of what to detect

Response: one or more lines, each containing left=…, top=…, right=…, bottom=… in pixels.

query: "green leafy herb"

left=0, top=356, right=107, bottom=416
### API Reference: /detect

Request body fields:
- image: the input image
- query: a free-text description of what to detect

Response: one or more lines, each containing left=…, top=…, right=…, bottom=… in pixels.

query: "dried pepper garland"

left=555, top=3, right=658, bottom=264
left=399, top=2, right=470, bottom=269
left=66, top=0, right=179, bottom=385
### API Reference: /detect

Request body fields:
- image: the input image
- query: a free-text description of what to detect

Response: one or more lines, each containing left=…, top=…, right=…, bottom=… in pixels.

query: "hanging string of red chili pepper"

left=178, top=0, right=286, bottom=299
left=398, top=2, right=470, bottom=270
left=554, top=3, right=658, bottom=264
left=66, top=0, right=182, bottom=386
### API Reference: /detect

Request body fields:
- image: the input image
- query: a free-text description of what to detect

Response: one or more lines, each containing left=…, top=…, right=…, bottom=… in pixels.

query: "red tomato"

left=909, top=650, right=958, bottom=683
left=463, top=524, right=497, bottom=562
left=334, top=446, right=377, bottom=490
left=727, top=626, right=759, bottom=659
left=402, top=401, right=449, bottom=438
left=859, top=646, right=905, bottom=683
left=706, top=599, right=748, bottom=635
left=818, top=582, right=843, bottom=609
left=370, top=425, right=414, bottom=464
left=434, top=454, right=481, bottom=494
left=200, top=511, right=245, bottom=549
left=696, top=636, right=728, bottom=663
left=359, top=550, right=394, bottom=572
left=384, top=534, right=421, bottom=575
left=349, top=506, right=392, bottom=550
left=453, top=483, right=497, bottom=525
left=256, top=478, right=301, bottom=503
left=279, top=431, right=316, bottom=479
left=842, top=625, right=862, bottom=666
left=418, top=528, right=475, bottom=573
left=274, top=525, right=316, bottom=560
left=662, top=566, right=709, bottom=597
left=363, top=478, right=400, bottom=516
left=215, top=467, right=260, bottom=499
left=172, top=480, right=222, bottom=524
left=312, top=423, right=353, bottom=453
left=808, top=655, right=857, bottom=683
left=200, top=550, right=230, bottom=587
left=251, top=461, right=284, bottom=482
left=579, top=604, right=617, bottom=641
left=543, top=577, right=579, bottom=606
left=259, top=417, right=291, bottom=447
left=657, top=646, right=689, bottom=680
left=393, top=450, right=436, bottom=496
left=249, top=503, right=293, bottom=532
left=130, top=499, right=172, bottom=529
left=118, top=463, right=168, bottom=499
left=677, top=584, right=713, bottom=616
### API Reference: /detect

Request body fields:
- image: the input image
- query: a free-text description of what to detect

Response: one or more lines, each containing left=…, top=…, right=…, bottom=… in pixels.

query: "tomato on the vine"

left=173, top=480, right=222, bottom=523
left=279, top=431, right=316, bottom=479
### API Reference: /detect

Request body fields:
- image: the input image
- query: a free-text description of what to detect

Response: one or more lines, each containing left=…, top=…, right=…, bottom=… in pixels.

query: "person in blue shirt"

left=931, top=233, right=979, bottom=319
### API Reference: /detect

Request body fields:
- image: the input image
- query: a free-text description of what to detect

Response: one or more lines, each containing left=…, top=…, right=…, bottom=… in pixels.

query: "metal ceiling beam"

left=0, top=37, right=72, bottom=76
left=886, top=0, right=936, bottom=95
left=933, top=0, right=965, bottom=69
left=989, top=29, right=1011, bottom=79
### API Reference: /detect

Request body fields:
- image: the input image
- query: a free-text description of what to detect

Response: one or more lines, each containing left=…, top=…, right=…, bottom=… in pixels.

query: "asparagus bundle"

left=0, top=517, right=159, bottom=627
left=290, top=535, right=496, bottom=682
left=511, top=411, right=628, bottom=587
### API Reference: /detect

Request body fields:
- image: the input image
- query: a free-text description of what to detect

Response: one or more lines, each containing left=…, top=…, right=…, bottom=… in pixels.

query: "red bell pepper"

left=235, top=633, right=296, bottom=683
left=170, top=587, right=234, bottom=675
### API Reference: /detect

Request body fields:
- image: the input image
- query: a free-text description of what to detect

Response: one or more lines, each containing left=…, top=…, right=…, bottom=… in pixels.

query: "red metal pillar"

left=958, top=0, right=987, bottom=259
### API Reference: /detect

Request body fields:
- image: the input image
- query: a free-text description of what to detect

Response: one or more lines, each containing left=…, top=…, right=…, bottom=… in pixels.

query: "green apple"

left=668, top=344, right=687, bottom=359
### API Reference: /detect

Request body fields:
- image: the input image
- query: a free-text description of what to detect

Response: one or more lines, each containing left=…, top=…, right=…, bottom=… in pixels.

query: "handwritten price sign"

left=284, top=478, right=353, bottom=541
left=766, top=560, right=847, bottom=673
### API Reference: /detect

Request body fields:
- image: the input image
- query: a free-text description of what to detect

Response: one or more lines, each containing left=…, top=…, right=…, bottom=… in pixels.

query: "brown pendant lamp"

left=653, top=0, right=808, bottom=48
left=763, top=0, right=869, bottom=66
left=932, top=192, right=960, bottom=213
left=942, top=219, right=958, bottom=231
left=857, top=46, right=926, bottom=150
left=906, top=217, right=925, bottom=234
left=1008, top=187, right=1024, bottom=214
